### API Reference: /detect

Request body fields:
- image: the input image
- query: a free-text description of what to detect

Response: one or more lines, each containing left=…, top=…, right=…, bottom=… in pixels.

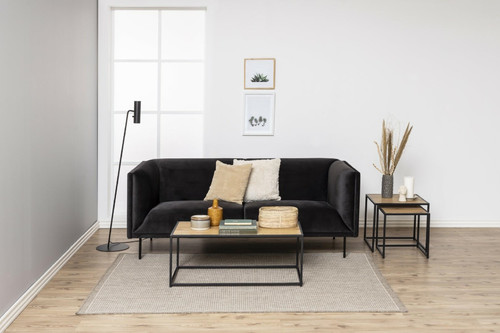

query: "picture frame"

left=243, top=92, right=275, bottom=136
left=244, top=58, right=276, bottom=90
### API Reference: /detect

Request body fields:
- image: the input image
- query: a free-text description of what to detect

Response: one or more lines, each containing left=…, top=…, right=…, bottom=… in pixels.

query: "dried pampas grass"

left=373, top=120, right=413, bottom=175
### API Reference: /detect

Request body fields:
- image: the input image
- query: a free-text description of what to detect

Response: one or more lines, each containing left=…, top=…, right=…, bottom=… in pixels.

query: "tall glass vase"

left=381, top=175, right=393, bottom=198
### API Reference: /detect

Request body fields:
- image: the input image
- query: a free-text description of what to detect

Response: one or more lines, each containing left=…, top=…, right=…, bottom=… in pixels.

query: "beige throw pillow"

left=233, top=159, right=281, bottom=202
left=204, top=161, right=252, bottom=205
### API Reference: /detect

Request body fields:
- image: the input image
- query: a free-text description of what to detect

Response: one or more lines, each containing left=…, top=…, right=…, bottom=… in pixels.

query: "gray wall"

left=0, top=0, right=97, bottom=318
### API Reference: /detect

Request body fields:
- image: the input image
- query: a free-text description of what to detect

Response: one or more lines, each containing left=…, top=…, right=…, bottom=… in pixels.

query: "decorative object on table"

left=243, top=92, right=275, bottom=136
left=233, top=158, right=281, bottom=202
left=373, top=120, right=413, bottom=198
left=97, top=101, right=141, bottom=252
left=398, top=185, right=407, bottom=202
left=404, top=176, right=415, bottom=200
left=244, top=58, right=275, bottom=89
left=219, top=219, right=258, bottom=234
left=204, top=161, right=252, bottom=204
left=259, top=206, right=298, bottom=228
left=190, top=215, right=211, bottom=230
left=207, top=199, right=223, bottom=226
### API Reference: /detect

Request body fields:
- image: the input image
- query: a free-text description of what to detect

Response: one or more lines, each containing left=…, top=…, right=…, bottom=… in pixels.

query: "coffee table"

left=169, top=221, right=304, bottom=287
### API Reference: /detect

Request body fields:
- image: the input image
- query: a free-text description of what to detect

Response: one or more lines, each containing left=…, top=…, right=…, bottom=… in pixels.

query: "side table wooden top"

left=367, top=194, right=428, bottom=205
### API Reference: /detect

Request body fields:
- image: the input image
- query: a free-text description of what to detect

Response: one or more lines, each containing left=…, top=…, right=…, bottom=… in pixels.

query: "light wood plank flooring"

left=6, top=227, right=500, bottom=332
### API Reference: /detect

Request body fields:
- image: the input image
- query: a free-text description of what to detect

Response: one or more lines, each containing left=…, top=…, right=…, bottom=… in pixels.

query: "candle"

left=404, top=176, right=414, bottom=199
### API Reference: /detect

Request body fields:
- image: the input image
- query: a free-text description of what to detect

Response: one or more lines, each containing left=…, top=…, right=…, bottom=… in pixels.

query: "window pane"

left=112, top=164, right=136, bottom=218
left=114, top=62, right=158, bottom=111
left=161, top=62, right=204, bottom=111
left=161, top=10, right=205, bottom=60
left=114, top=10, right=158, bottom=60
left=160, top=114, right=203, bottom=157
left=114, top=114, right=157, bottom=162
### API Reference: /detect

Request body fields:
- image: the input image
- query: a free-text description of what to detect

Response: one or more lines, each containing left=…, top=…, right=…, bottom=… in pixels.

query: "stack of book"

left=219, top=219, right=258, bottom=235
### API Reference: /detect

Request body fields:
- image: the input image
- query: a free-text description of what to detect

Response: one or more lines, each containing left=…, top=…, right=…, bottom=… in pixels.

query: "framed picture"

left=243, top=93, right=275, bottom=136
left=244, top=58, right=275, bottom=89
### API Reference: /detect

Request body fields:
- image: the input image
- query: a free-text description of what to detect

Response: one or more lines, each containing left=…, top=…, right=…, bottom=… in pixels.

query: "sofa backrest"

left=155, top=158, right=337, bottom=202
left=279, top=158, right=336, bottom=201
left=156, top=158, right=232, bottom=202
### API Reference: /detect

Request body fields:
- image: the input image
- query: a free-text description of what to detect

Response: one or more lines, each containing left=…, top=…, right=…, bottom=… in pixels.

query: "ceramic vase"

left=208, top=199, right=223, bottom=226
left=381, top=175, right=393, bottom=198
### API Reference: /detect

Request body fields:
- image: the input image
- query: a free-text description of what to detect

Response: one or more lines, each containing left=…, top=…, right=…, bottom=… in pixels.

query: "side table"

left=377, top=206, right=430, bottom=258
left=363, top=194, right=430, bottom=252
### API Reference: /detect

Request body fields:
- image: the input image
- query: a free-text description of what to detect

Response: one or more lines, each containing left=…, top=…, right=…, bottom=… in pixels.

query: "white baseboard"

left=0, top=221, right=99, bottom=333
left=99, top=219, right=126, bottom=228
left=363, top=219, right=500, bottom=228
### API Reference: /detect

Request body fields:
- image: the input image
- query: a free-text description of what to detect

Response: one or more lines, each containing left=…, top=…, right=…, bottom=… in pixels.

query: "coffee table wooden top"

left=367, top=194, right=428, bottom=205
left=172, top=221, right=303, bottom=237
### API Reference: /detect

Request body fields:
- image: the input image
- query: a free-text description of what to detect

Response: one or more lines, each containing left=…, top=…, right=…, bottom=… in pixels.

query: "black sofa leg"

left=343, top=237, right=346, bottom=258
left=139, top=238, right=142, bottom=260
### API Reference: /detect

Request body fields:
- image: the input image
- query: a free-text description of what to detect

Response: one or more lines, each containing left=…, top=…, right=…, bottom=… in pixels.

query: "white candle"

left=404, top=176, right=414, bottom=199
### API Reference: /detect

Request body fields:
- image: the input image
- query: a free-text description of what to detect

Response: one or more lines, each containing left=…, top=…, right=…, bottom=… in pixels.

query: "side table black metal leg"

left=425, top=214, right=431, bottom=258
left=382, top=214, right=387, bottom=258
left=417, top=215, right=421, bottom=245
left=413, top=215, right=417, bottom=240
left=343, top=237, right=346, bottom=258
left=375, top=205, right=380, bottom=253
left=363, top=196, right=372, bottom=251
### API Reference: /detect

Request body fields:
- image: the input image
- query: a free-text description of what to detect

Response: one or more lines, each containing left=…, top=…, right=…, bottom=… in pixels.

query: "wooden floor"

left=6, top=227, right=500, bottom=332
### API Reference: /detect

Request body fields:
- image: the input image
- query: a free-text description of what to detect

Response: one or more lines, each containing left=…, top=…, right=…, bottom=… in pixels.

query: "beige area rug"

left=78, top=253, right=406, bottom=314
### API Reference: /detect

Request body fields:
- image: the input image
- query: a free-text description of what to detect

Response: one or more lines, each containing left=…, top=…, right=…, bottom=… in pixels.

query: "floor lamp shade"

left=133, top=101, right=141, bottom=124
left=96, top=101, right=141, bottom=252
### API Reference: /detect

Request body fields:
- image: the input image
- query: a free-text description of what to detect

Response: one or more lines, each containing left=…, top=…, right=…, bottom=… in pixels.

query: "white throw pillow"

left=233, top=159, right=281, bottom=202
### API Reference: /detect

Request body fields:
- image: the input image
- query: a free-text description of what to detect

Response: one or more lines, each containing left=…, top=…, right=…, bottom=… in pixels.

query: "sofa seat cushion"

left=135, top=200, right=244, bottom=236
left=244, top=200, right=350, bottom=235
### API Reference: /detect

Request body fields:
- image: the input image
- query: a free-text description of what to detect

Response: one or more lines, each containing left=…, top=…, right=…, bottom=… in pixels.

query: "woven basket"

left=258, top=206, right=298, bottom=228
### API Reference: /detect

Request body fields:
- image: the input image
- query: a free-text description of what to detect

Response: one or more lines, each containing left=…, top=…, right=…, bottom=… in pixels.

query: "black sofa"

left=128, top=158, right=360, bottom=258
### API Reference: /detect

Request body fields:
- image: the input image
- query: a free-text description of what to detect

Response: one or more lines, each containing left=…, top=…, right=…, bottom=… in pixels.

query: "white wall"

left=204, top=0, right=500, bottom=223
left=0, top=0, right=97, bottom=318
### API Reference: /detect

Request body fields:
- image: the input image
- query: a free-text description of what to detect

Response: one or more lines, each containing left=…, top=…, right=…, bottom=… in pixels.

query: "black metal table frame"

left=363, top=194, right=430, bottom=252
left=169, top=224, right=304, bottom=287
left=376, top=208, right=431, bottom=258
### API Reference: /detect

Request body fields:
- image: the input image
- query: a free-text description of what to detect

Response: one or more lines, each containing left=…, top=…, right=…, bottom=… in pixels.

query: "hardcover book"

left=219, top=229, right=258, bottom=235
left=219, top=219, right=257, bottom=230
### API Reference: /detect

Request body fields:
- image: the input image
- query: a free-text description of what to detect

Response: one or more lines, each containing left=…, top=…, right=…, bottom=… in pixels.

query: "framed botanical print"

left=244, top=58, right=275, bottom=90
left=243, top=92, right=275, bottom=136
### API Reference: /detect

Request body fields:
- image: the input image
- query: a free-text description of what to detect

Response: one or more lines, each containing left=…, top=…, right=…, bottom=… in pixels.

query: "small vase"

left=381, top=175, right=393, bottom=198
left=208, top=199, right=223, bottom=226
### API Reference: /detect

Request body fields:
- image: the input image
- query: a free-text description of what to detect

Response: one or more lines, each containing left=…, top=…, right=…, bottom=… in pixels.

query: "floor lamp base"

left=96, top=243, right=129, bottom=252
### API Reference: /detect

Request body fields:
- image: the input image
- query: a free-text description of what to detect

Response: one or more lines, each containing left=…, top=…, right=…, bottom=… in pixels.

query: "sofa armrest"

left=327, top=160, right=360, bottom=236
left=127, top=160, right=160, bottom=238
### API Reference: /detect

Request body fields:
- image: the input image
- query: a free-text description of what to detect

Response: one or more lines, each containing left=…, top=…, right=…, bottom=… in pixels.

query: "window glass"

left=114, top=10, right=158, bottom=60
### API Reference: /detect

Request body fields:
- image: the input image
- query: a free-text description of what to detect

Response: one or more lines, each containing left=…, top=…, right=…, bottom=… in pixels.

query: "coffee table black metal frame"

left=169, top=221, right=304, bottom=287
left=364, top=194, right=430, bottom=252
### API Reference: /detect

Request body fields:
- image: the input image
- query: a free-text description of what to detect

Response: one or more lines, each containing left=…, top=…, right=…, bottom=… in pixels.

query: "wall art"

left=244, top=58, right=275, bottom=89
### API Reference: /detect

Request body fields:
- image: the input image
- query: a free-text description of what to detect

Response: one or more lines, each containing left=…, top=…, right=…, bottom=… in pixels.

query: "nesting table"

left=364, top=194, right=431, bottom=258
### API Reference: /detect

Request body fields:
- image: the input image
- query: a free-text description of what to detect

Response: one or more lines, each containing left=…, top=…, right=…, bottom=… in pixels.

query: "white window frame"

left=98, top=0, right=208, bottom=226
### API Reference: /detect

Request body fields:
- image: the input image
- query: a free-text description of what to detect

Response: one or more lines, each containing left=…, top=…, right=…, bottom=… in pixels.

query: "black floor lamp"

left=97, top=101, right=141, bottom=252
